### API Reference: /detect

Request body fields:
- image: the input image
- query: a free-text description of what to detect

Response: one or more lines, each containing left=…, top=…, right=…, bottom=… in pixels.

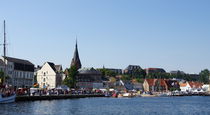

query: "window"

left=43, top=78, right=46, bottom=82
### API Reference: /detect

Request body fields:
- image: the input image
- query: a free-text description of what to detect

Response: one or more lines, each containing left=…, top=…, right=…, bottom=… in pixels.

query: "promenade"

left=16, top=94, right=105, bottom=102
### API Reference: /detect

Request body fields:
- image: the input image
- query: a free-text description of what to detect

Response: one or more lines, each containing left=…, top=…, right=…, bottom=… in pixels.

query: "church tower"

left=70, top=40, right=82, bottom=70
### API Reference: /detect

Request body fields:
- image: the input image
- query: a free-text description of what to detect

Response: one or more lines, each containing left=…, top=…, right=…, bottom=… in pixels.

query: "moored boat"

left=0, top=93, right=16, bottom=104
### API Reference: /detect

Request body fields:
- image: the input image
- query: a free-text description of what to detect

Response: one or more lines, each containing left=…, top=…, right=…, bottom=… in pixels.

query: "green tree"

left=63, top=66, right=78, bottom=88
left=121, top=75, right=131, bottom=81
left=199, top=69, right=210, bottom=84
left=0, top=71, right=9, bottom=85
left=97, top=68, right=117, bottom=77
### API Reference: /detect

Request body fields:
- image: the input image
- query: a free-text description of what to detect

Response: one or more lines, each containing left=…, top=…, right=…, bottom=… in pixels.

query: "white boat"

left=156, top=93, right=169, bottom=97
left=0, top=93, right=16, bottom=104
left=141, top=94, right=157, bottom=97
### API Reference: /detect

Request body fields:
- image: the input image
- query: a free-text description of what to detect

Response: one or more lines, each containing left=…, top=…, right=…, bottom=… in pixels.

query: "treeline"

left=99, top=68, right=210, bottom=84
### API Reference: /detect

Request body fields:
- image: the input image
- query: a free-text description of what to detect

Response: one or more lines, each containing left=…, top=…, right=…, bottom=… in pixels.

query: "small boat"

left=141, top=92, right=157, bottom=97
left=156, top=93, right=169, bottom=97
left=141, top=94, right=157, bottom=97
left=0, top=93, right=16, bottom=104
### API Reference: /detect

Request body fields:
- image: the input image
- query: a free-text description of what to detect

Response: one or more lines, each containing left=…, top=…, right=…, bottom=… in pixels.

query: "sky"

left=0, top=0, right=210, bottom=74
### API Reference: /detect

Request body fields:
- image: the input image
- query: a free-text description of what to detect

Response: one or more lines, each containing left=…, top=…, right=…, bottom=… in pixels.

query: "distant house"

left=144, top=68, right=166, bottom=75
left=165, top=79, right=180, bottom=91
left=179, top=81, right=203, bottom=92
left=170, top=70, right=185, bottom=75
left=143, top=79, right=168, bottom=92
left=132, top=81, right=143, bottom=91
left=188, top=81, right=203, bottom=90
left=76, top=67, right=103, bottom=89
left=179, top=82, right=191, bottom=92
left=37, top=62, right=64, bottom=89
left=124, top=65, right=141, bottom=74
left=0, top=56, right=34, bottom=88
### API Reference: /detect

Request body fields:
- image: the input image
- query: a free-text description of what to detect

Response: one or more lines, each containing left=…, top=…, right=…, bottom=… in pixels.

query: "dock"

left=16, top=94, right=105, bottom=102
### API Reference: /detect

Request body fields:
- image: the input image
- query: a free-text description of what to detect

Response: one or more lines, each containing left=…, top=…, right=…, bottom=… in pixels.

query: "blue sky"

left=0, top=0, right=210, bottom=74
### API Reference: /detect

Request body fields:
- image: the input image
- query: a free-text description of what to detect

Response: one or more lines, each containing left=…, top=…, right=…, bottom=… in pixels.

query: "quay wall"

left=16, top=94, right=105, bottom=102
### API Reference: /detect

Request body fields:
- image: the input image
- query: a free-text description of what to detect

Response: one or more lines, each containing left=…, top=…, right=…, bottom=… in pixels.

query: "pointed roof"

left=70, top=40, right=82, bottom=69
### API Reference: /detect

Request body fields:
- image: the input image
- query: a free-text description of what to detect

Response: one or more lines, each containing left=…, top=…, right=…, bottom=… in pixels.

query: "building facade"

left=0, top=56, right=34, bottom=88
left=124, top=65, right=142, bottom=74
left=37, top=62, right=63, bottom=89
left=76, top=67, right=103, bottom=89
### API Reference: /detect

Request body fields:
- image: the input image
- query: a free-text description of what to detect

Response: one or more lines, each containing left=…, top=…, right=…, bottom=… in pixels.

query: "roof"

left=125, top=65, right=141, bottom=70
left=188, top=81, right=203, bottom=88
left=179, top=83, right=187, bottom=87
left=78, top=67, right=101, bottom=75
left=145, top=79, right=167, bottom=87
left=54, top=65, right=62, bottom=72
left=46, top=62, right=56, bottom=72
left=3, top=56, right=34, bottom=65
left=145, top=79, right=156, bottom=86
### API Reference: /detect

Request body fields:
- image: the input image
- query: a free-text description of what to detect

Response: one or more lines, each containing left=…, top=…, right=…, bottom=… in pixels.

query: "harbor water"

left=1, top=96, right=210, bottom=115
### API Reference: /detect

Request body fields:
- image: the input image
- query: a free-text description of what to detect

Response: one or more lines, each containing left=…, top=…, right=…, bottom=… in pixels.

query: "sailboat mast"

left=3, top=20, right=6, bottom=59
left=3, top=20, right=6, bottom=85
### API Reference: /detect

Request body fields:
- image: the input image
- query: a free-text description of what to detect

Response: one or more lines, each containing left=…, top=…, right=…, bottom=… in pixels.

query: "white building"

left=179, top=82, right=191, bottom=92
left=37, top=62, right=64, bottom=89
left=0, top=56, right=34, bottom=88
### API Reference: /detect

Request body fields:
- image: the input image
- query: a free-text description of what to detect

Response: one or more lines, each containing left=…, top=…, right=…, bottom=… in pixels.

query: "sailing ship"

left=0, top=20, right=16, bottom=104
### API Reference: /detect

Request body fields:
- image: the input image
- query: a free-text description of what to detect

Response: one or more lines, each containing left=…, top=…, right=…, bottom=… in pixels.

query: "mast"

left=3, top=20, right=6, bottom=85
left=3, top=20, right=6, bottom=62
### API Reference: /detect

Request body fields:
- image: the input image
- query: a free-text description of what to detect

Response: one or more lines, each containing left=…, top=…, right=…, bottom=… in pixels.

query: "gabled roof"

left=145, top=79, right=167, bottom=87
left=188, top=81, right=203, bottom=88
left=145, top=79, right=156, bottom=86
left=46, top=62, right=56, bottom=72
left=179, top=83, right=187, bottom=87
left=3, top=56, right=34, bottom=65
left=55, top=65, right=62, bottom=72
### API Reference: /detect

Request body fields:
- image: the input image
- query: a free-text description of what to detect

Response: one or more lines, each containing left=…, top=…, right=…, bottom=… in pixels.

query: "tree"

left=0, top=71, right=9, bottom=85
left=63, top=66, right=78, bottom=88
left=97, top=68, right=117, bottom=77
left=199, top=69, right=210, bottom=84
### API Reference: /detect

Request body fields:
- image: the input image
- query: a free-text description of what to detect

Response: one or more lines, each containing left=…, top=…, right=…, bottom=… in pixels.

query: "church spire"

left=70, top=39, right=82, bottom=69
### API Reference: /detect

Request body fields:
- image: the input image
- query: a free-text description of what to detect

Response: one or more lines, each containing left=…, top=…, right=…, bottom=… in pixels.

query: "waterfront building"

left=144, top=68, right=166, bottom=75
left=0, top=56, right=34, bottom=88
left=143, top=79, right=168, bottom=92
left=76, top=67, right=103, bottom=89
left=165, top=79, right=180, bottom=91
left=70, top=41, right=82, bottom=70
left=179, top=82, right=191, bottom=92
left=124, top=65, right=142, bottom=74
left=179, top=81, right=203, bottom=92
left=37, top=62, right=64, bottom=89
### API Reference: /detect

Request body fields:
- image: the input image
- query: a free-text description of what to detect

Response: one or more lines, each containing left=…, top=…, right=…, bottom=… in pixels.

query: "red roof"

left=145, top=79, right=167, bottom=87
left=188, top=82, right=203, bottom=88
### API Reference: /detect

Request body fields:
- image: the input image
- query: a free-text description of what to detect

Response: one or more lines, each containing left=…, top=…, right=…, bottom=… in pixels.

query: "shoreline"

left=15, top=94, right=105, bottom=102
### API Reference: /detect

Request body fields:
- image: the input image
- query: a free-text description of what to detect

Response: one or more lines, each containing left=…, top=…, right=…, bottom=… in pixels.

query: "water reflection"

left=1, top=97, right=210, bottom=115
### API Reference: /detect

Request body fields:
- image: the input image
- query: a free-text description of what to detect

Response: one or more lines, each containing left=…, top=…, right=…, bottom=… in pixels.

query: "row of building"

left=0, top=41, right=203, bottom=90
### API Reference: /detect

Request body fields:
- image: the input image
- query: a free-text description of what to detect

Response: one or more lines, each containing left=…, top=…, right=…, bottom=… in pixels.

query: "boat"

left=156, top=93, right=169, bottom=97
left=0, top=93, right=16, bottom=104
left=140, top=92, right=157, bottom=97
left=0, top=21, right=16, bottom=104
left=141, top=94, right=157, bottom=97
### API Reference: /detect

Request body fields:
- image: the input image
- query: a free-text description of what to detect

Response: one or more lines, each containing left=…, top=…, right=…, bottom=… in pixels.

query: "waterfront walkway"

left=16, top=94, right=105, bottom=102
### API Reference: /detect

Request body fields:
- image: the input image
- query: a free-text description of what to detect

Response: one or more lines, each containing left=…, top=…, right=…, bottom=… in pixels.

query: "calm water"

left=1, top=96, right=210, bottom=115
